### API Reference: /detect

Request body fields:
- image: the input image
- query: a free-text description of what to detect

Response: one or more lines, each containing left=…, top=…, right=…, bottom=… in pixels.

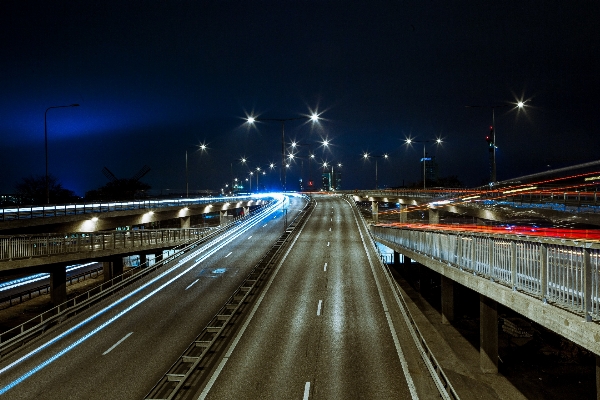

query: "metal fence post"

left=511, top=241, right=517, bottom=290
left=584, top=247, right=592, bottom=321
left=540, top=243, right=548, bottom=301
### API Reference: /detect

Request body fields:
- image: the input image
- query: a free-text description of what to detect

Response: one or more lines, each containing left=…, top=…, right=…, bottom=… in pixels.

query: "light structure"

left=362, top=152, right=389, bottom=190
left=185, top=142, right=208, bottom=198
left=45, top=103, right=79, bottom=204
left=244, top=110, right=321, bottom=192
left=404, top=138, right=442, bottom=189
left=466, top=100, right=526, bottom=184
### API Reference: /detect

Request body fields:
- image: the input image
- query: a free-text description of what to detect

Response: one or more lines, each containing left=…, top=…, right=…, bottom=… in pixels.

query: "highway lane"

left=0, top=195, right=306, bottom=399
left=202, top=194, right=436, bottom=399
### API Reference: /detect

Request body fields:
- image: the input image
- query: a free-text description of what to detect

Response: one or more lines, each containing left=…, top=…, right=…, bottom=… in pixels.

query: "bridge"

left=0, top=189, right=598, bottom=398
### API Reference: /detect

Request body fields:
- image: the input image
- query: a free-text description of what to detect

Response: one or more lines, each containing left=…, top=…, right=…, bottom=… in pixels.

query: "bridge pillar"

left=220, top=210, right=229, bottom=226
left=441, top=275, right=454, bottom=324
left=102, top=257, right=124, bottom=282
left=371, top=201, right=379, bottom=224
left=398, top=203, right=407, bottom=223
left=480, top=294, right=498, bottom=373
left=50, top=264, right=67, bottom=306
left=393, top=251, right=400, bottom=267
left=139, top=253, right=147, bottom=267
left=428, top=208, right=440, bottom=224
left=243, top=206, right=249, bottom=217
left=403, top=255, right=411, bottom=265
left=596, top=356, right=600, bottom=400
left=180, top=216, right=191, bottom=228
left=418, top=264, right=432, bottom=294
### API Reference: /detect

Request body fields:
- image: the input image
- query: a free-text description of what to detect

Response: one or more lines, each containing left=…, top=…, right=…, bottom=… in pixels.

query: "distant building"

left=321, top=172, right=331, bottom=191
left=332, top=170, right=342, bottom=190
left=421, top=154, right=438, bottom=184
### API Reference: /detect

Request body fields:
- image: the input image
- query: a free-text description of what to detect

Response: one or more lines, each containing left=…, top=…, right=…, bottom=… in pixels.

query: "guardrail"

left=0, top=227, right=218, bottom=262
left=371, top=224, right=600, bottom=321
left=0, top=203, right=270, bottom=358
left=347, top=196, right=459, bottom=400
left=0, top=195, right=263, bottom=222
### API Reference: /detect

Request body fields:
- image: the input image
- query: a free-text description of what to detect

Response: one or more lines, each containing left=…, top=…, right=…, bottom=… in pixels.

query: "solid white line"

left=247, top=236, right=252, bottom=239
left=352, top=208, right=419, bottom=399
left=317, top=300, right=323, bottom=316
left=329, top=227, right=331, bottom=231
left=199, top=202, right=315, bottom=399
left=185, top=279, right=199, bottom=290
left=303, top=382, right=311, bottom=399
left=327, top=242, right=330, bottom=247
left=102, top=332, right=133, bottom=355
left=225, top=252, right=232, bottom=258
left=324, top=262, right=327, bottom=271
left=263, top=224, right=267, bottom=227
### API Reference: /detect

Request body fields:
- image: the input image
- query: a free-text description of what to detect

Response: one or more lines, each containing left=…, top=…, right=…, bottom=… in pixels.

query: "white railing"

left=371, top=225, right=600, bottom=320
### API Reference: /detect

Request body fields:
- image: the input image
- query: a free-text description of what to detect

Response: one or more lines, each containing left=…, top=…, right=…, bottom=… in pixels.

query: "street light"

left=362, top=152, right=389, bottom=190
left=244, top=110, right=321, bottom=192
left=404, top=138, right=442, bottom=189
left=45, top=103, right=79, bottom=204
left=466, top=101, right=526, bottom=184
left=185, top=143, right=207, bottom=198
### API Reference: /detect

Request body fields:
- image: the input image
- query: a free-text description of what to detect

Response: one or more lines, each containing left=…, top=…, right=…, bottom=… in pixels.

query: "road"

left=201, top=194, right=437, bottom=399
left=0, top=195, right=305, bottom=399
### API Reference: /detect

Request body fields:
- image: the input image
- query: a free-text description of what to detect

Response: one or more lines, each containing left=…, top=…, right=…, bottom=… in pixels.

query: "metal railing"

left=0, top=228, right=215, bottom=262
left=371, top=225, right=600, bottom=320
left=0, top=195, right=265, bottom=222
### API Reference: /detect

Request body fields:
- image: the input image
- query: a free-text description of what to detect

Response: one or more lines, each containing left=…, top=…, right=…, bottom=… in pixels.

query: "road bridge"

left=370, top=222, right=600, bottom=378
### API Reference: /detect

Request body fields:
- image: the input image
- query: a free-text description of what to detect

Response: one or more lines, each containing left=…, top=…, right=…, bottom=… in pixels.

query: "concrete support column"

left=102, top=261, right=112, bottom=282
left=393, top=251, right=400, bottom=267
left=180, top=216, right=191, bottom=228
left=243, top=206, right=249, bottom=217
left=441, top=275, right=455, bottom=325
left=596, top=356, right=600, bottom=400
left=220, top=210, right=228, bottom=226
left=139, top=253, right=147, bottom=267
left=50, top=264, right=67, bottom=306
left=480, top=294, right=499, bottom=373
left=398, top=203, right=407, bottom=223
left=428, top=208, right=440, bottom=224
left=403, top=255, right=411, bottom=266
left=419, top=264, right=431, bottom=294
left=371, top=201, right=379, bottom=224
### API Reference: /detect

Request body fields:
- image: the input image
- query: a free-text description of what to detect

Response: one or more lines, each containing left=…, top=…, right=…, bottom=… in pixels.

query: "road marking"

left=303, top=382, right=311, bottom=399
left=317, top=300, right=323, bottom=316
left=225, top=252, right=232, bottom=258
left=102, top=332, right=133, bottom=355
left=329, top=227, right=331, bottom=231
left=327, top=242, right=330, bottom=247
left=331, top=218, right=332, bottom=221
left=263, top=224, right=267, bottom=227
left=185, top=279, right=199, bottom=290
left=324, top=262, right=327, bottom=271
left=199, top=203, right=316, bottom=399
left=247, top=236, right=252, bottom=239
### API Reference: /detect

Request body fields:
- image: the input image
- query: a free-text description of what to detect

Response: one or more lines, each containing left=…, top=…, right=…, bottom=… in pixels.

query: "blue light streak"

left=0, top=197, right=284, bottom=394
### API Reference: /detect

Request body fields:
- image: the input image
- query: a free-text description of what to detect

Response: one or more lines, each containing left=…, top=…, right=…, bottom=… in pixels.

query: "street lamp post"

left=362, top=153, right=389, bottom=190
left=45, top=103, right=79, bottom=204
left=466, top=101, right=526, bottom=184
left=185, top=143, right=207, bottom=198
left=404, top=138, right=443, bottom=189
left=245, top=112, right=320, bottom=192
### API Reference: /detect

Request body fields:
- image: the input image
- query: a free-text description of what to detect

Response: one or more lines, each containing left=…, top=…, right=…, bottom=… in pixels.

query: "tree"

left=14, top=175, right=78, bottom=204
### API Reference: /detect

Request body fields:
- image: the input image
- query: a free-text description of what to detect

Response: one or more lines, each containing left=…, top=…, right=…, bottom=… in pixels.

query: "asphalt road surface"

left=201, top=194, right=437, bottom=400
left=0, top=195, right=306, bottom=399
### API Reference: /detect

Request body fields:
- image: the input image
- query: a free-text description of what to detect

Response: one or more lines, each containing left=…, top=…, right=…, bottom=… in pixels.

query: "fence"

left=371, top=225, right=600, bottom=320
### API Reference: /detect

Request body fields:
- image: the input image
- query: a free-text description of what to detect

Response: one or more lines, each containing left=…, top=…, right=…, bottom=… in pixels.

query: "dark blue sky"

left=1, top=1, right=599, bottom=196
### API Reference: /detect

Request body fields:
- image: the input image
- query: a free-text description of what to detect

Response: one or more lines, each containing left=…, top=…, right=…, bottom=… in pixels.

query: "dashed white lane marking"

left=225, top=252, right=232, bottom=258
left=303, top=382, right=311, bottom=399
left=331, top=218, right=332, bottom=221
left=185, top=279, right=199, bottom=290
left=329, top=227, right=331, bottom=231
left=102, top=332, right=133, bottom=355
left=263, top=224, right=267, bottom=227
left=247, top=236, right=252, bottom=239
left=324, top=262, right=327, bottom=271
left=327, top=242, right=330, bottom=247
left=317, top=300, right=323, bottom=316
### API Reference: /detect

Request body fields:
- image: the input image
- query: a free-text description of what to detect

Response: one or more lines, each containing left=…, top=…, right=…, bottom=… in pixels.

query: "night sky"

left=1, top=1, right=599, bottom=196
